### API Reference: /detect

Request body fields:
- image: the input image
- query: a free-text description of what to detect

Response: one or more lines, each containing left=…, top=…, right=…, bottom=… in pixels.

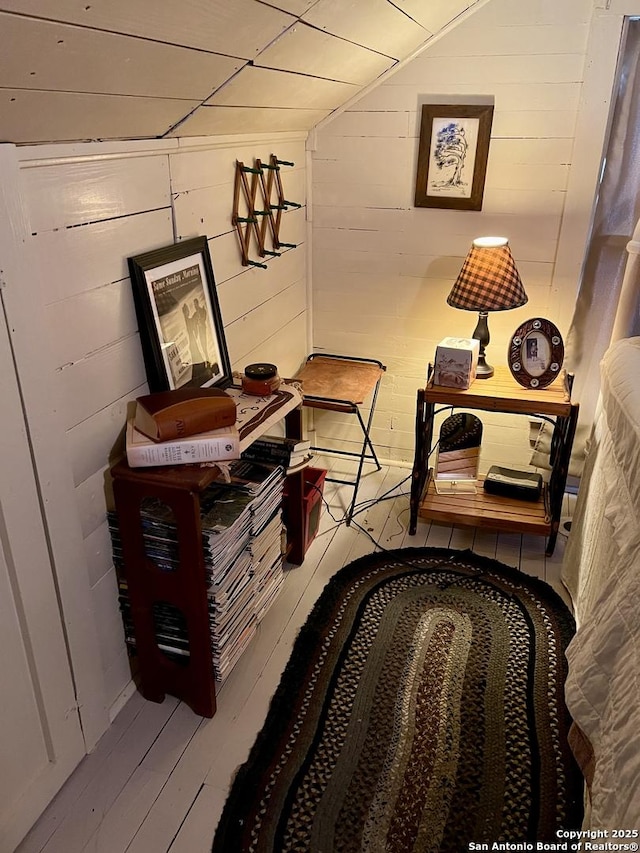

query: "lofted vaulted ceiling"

left=0, top=0, right=486, bottom=145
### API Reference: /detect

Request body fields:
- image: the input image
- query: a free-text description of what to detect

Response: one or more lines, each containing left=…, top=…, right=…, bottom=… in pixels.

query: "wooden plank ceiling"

left=0, top=0, right=485, bottom=144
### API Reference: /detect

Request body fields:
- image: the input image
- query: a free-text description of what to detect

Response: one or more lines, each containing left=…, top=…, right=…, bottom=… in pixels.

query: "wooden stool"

left=294, top=354, right=386, bottom=524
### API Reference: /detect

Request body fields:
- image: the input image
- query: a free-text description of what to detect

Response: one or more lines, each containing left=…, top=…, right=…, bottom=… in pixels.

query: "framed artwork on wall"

left=414, top=103, right=494, bottom=211
left=128, top=236, right=232, bottom=393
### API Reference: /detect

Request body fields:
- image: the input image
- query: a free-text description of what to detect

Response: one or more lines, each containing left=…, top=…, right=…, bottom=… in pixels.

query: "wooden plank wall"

left=311, top=0, right=594, bottom=472
left=15, top=133, right=308, bottom=720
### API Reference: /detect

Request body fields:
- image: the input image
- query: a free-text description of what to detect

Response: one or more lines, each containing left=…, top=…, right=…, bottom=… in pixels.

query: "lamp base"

left=475, top=356, right=494, bottom=379
left=472, top=311, right=494, bottom=379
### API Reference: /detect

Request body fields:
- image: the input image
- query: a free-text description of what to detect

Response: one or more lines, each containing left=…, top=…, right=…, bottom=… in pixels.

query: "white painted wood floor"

left=17, top=456, right=575, bottom=853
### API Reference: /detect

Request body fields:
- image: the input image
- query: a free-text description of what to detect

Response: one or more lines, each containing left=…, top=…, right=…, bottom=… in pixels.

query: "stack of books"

left=108, top=458, right=286, bottom=682
left=241, top=434, right=312, bottom=473
left=125, top=387, right=239, bottom=468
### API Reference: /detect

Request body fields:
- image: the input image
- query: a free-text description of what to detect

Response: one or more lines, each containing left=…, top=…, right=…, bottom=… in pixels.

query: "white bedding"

left=562, top=336, right=640, bottom=828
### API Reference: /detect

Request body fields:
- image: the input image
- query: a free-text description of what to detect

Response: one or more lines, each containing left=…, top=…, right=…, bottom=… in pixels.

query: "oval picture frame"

left=508, top=318, right=564, bottom=389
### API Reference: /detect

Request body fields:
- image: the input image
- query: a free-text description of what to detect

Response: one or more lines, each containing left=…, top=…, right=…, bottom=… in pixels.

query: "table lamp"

left=447, top=236, right=527, bottom=378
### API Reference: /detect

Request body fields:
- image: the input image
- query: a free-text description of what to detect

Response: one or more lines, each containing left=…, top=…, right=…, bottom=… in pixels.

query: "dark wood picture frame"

left=414, top=103, right=494, bottom=211
left=508, top=317, right=565, bottom=389
left=128, top=236, right=232, bottom=393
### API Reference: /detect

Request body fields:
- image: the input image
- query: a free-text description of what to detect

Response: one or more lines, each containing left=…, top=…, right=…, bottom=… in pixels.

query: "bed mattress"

left=562, top=336, right=640, bottom=827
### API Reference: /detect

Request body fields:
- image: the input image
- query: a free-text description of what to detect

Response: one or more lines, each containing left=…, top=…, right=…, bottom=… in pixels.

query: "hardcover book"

left=126, top=413, right=240, bottom=468
left=251, top=435, right=310, bottom=452
left=134, top=387, right=237, bottom=442
left=241, top=434, right=311, bottom=466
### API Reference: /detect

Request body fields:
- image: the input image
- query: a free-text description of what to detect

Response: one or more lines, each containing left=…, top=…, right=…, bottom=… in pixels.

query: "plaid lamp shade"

left=447, top=238, right=528, bottom=311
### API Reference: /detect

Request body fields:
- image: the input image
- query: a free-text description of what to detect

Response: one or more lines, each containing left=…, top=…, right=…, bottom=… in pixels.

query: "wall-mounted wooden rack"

left=232, top=154, right=301, bottom=268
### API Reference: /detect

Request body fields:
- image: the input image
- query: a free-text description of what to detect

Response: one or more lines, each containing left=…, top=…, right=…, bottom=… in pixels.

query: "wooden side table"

left=110, top=395, right=303, bottom=718
left=409, top=366, right=578, bottom=556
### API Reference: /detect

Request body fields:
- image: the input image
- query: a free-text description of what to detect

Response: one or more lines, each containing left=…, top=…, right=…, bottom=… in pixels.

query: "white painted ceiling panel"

left=0, top=0, right=488, bottom=144
left=206, top=66, right=357, bottom=109
left=301, top=0, right=430, bottom=58
left=266, top=0, right=319, bottom=14
left=391, top=0, right=481, bottom=32
left=0, top=89, right=199, bottom=144
left=169, top=105, right=330, bottom=137
left=0, top=15, right=241, bottom=99
left=0, top=0, right=295, bottom=57
left=255, top=21, right=395, bottom=85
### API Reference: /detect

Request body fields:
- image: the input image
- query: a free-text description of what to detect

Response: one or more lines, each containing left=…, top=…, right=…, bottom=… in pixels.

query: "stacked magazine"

left=109, top=459, right=286, bottom=683
left=206, top=461, right=285, bottom=681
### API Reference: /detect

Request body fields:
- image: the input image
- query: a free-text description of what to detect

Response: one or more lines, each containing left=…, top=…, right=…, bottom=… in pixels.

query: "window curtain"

left=567, top=19, right=640, bottom=424
left=533, top=19, right=640, bottom=475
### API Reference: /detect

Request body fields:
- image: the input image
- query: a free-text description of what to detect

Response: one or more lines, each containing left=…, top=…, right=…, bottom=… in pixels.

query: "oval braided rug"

left=212, top=548, right=583, bottom=852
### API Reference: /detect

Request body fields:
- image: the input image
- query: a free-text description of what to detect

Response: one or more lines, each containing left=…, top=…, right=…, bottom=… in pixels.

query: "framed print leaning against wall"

left=414, top=104, right=494, bottom=211
left=128, top=236, right=232, bottom=392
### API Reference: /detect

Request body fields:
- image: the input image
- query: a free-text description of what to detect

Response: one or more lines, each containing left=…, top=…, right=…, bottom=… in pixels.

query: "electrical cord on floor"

left=298, top=471, right=410, bottom=551
left=302, top=470, right=411, bottom=530
left=298, top=477, right=472, bottom=576
left=344, top=515, right=466, bottom=577
left=348, top=515, right=392, bottom=550
left=348, top=471, right=412, bottom=520
left=296, top=436, right=444, bottom=550
left=335, top=435, right=443, bottom=525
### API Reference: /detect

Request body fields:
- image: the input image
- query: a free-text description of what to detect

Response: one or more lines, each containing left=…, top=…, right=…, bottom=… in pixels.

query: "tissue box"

left=433, top=337, right=480, bottom=389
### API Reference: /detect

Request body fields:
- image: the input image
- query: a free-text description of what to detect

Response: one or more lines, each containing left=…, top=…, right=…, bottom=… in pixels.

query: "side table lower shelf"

left=419, top=470, right=553, bottom=542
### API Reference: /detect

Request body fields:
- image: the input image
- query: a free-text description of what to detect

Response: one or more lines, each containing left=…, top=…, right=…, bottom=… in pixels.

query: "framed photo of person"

left=128, top=236, right=232, bottom=392
left=507, top=318, right=564, bottom=389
